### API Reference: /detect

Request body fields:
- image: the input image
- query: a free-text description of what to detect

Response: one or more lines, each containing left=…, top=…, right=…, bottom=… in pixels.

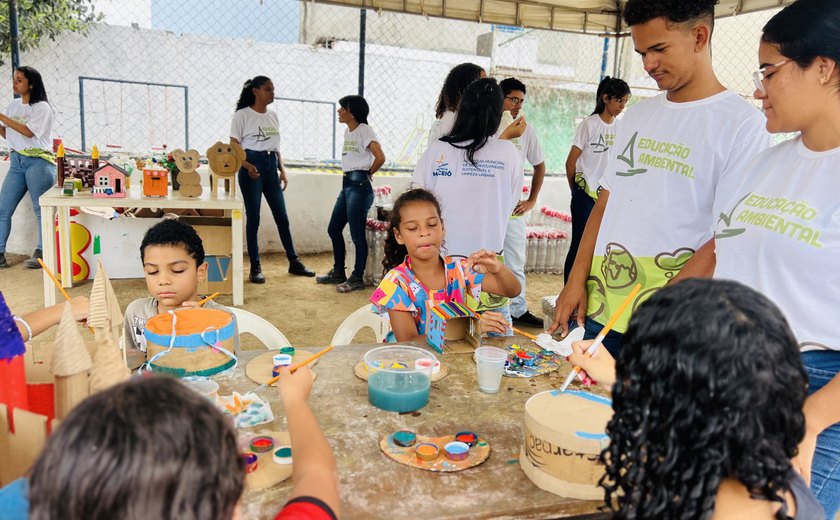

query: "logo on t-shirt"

left=616, top=131, right=696, bottom=179
left=616, top=132, right=648, bottom=177
left=432, top=162, right=452, bottom=177
left=716, top=192, right=824, bottom=248
left=590, top=133, right=613, bottom=154
left=255, top=126, right=279, bottom=142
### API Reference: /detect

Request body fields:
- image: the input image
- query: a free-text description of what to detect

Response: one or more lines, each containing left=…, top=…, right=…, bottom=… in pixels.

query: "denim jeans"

left=802, top=350, right=840, bottom=518
left=564, top=183, right=596, bottom=284
left=0, top=152, right=55, bottom=252
left=582, top=317, right=623, bottom=358
left=503, top=216, right=527, bottom=318
left=238, top=150, right=298, bottom=265
left=327, top=170, right=373, bottom=278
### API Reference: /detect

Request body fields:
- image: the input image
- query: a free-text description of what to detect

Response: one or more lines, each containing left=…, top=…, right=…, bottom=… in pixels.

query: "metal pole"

left=358, top=9, right=366, bottom=96
left=600, top=37, right=609, bottom=81
left=79, top=78, right=86, bottom=152
left=184, top=87, right=189, bottom=149
left=8, top=0, right=20, bottom=72
left=332, top=102, right=337, bottom=160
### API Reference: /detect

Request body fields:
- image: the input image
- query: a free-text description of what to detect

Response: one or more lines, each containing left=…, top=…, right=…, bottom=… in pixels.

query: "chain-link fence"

left=0, top=1, right=782, bottom=173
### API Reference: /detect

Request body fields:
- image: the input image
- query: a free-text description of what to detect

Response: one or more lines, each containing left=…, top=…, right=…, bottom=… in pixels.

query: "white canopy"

left=304, top=0, right=794, bottom=34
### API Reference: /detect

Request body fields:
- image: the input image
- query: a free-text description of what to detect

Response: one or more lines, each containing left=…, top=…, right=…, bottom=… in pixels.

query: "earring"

left=820, top=76, right=829, bottom=85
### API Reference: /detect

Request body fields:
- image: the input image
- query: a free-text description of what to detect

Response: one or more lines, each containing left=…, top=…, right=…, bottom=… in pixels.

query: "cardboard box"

left=182, top=217, right=233, bottom=295
left=198, top=255, right=233, bottom=295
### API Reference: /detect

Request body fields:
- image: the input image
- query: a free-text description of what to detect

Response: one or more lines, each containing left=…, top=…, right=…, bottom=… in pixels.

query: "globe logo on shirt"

left=601, top=242, right=638, bottom=289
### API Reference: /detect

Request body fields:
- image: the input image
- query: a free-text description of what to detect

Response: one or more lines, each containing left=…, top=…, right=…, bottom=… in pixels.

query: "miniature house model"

left=142, top=168, right=169, bottom=197
left=91, top=164, right=129, bottom=198
left=426, top=301, right=481, bottom=354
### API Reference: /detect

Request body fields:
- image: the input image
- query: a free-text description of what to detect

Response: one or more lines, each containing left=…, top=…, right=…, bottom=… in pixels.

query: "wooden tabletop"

left=215, top=339, right=607, bottom=520
left=39, top=184, right=243, bottom=209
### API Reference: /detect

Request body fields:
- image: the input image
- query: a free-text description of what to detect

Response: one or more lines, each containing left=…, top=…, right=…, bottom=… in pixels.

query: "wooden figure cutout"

left=50, top=302, right=92, bottom=420
left=172, top=149, right=202, bottom=198
left=207, top=141, right=245, bottom=198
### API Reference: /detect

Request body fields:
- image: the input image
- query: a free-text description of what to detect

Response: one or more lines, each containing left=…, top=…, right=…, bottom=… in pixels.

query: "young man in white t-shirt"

left=497, top=78, right=546, bottom=328
left=547, top=0, right=773, bottom=355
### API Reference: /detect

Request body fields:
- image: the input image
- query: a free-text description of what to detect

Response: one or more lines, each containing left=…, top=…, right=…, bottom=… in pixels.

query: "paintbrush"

left=513, top=326, right=538, bottom=341
left=38, top=258, right=95, bottom=333
left=254, top=345, right=334, bottom=391
left=198, top=292, right=220, bottom=306
left=558, top=283, right=641, bottom=393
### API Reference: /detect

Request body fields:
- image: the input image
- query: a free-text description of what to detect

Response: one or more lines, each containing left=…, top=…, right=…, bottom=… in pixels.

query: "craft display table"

left=38, top=185, right=245, bottom=307
left=216, top=339, right=608, bottom=520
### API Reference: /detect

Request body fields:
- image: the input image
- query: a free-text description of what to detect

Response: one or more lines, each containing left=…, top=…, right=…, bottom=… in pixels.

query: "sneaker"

left=288, top=261, right=315, bottom=277
left=249, top=263, right=266, bottom=284
left=0, top=254, right=7, bottom=268
left=23, top=249, right=43, bottom=269
left=336, top=276, right=365, bottom=293
left=512, top=310, right=543, bottom=328
left=316, top=269, right=347, bottom=285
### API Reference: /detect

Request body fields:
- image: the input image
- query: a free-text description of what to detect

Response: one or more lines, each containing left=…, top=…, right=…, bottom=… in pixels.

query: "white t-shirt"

left=3, top=99, right=53, bottom=152
left=341, top=123, right=379, bottom=172
left=714, top=137, right=840, bottom=351
left=572, top=114, right=617, bottom=200
left=412, top=137, right=524, bottom=257
left=586, top=90, right=773, bottom=333
left=427, top=110, right=456, bottom=147
left=229, top=107, right=281, bottom=152
left=509, top=123, right=544, bottom=168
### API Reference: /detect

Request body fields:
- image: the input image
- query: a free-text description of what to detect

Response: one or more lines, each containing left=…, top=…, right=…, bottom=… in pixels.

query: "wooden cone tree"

left=50, top=303, right=92, bottom=420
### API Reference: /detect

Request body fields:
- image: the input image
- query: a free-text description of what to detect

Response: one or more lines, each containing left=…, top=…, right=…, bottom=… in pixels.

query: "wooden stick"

left=256, top=345, right=334, bottom=390
left=513, top=326, right=538, bottom=341
left=198, top=292, right=220, bottom=306
left=38, top=258, right=94, bottom=333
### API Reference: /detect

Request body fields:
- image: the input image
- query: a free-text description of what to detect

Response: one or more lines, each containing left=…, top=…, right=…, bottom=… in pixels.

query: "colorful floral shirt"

left=370, top=256, right=484, bottom=336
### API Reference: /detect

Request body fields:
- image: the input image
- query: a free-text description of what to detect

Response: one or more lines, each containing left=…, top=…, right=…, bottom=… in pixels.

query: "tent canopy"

left=306, top=0, right=794, bottom=34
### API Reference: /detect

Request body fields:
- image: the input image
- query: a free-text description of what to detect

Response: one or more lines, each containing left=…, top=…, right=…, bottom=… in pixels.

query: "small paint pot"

left=279, top=347, right=296, bottom=356
left=249, top=436, right=275, bottom=453
left=273, top=353, right=293, bottom=367
left=454, top=431, right=478, bottom=447
left=242, top=453, right=259, bottom=473
left=539, top=349, right=553, bottom=359
left=415, top=358, right=441, bottom=375
left=443, top=441, right=470, bottom=461
left=390, top=361, right=409, bottom=369
left=415, top=442, right=440, bottom=461
left=393, top=430, right=417, bottom=447
left=273, top=446, right=293, bottom=465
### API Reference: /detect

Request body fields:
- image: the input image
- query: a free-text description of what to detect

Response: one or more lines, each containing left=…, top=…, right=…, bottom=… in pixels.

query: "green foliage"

left=0, top=0, right=102, bottom=64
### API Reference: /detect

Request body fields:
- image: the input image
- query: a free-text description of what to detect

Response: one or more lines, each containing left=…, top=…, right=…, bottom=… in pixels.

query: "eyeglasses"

left=752, top=59, right=794, bottom=96
left=505, top=96, right=525, bottom=105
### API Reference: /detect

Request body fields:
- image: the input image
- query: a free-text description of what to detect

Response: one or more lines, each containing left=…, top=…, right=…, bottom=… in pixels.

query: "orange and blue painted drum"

left=144, top=308, right=236, bottom=377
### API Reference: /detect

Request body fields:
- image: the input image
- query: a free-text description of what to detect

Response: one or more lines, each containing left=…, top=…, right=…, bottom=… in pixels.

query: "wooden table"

left=39, top=185, right=245, bottom=306
left=215, top=339, right=607, bottom=520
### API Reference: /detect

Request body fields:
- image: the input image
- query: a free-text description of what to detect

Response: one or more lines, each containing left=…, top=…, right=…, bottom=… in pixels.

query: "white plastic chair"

left=228, top=307, right=292, bottom=349
left=331, top=305, right=391, bottom=346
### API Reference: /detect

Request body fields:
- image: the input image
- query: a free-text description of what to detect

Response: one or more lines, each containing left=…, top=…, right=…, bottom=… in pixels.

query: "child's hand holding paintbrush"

left=567, top=340, right=616, bottom=389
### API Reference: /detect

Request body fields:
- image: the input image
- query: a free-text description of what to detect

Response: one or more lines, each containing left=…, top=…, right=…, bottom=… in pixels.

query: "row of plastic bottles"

left=529, top=206, right=573, bottom=238
left=525, top=226, right=570, bottom=275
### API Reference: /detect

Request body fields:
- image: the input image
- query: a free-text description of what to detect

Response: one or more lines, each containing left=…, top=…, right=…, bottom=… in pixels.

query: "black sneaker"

left=316, top=269, right=347, bottom=284
left=288, top=261, right=315, bottom=277
left=336, top=276, right=365, bottom=293
left=250, top=263, right=266, bottom=284
left=23, top=249, right=43, bottom=269
left=0, top=253, right=8, bottom=268
left=512, top=310, right=543, bottom=328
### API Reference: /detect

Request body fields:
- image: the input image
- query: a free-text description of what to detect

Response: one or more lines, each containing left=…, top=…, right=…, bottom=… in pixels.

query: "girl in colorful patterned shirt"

left=370, top=188, right=521, bottom=342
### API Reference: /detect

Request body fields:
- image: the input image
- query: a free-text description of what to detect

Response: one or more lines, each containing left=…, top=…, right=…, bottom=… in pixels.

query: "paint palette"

left=243, top=430, right=293, bottom=490
left=379, top=432, right=490, bottom=472
left=502, top=343, right=563, bottom=378
left=354, top=360, right=449, bottom=382
left=244, top=349, right=318, bottom=386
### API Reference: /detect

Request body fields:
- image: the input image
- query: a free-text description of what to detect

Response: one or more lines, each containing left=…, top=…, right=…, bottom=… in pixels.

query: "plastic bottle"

left=526, top=232, right=537, bottom=273
left=536, top=234, right=548, bottom=274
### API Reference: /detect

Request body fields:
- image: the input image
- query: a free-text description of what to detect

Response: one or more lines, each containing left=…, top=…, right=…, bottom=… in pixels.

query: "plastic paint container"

left=415, top=442, right=440, bottom=461
left=444, top=441, right=470, bottom=461
left=364, top=346, right=435, bottom=413
left=273, top=446, right=293, bottom=465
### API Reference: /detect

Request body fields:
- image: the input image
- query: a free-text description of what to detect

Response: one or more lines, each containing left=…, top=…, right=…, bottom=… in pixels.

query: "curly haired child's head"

left=382, top=188, right=443, bottom=273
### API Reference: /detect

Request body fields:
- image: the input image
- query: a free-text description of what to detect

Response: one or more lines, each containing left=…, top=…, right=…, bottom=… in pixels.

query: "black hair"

left=16, top=66, right=48, bottom=104
left=602, top=278, right=807, bottom=519
left=623, top=0, right=718, bottom=30
left=140, top=218, right=205, bottom=266
left=440, top=78, right=503, bottom=166
left=762, top=0, right=840, bottom=77
left=28, top=376, right=244, bottom=520
left=235, top=75, right=271, bottom=110
left=434, top=62, right=484, bottom=119
left=499, top=77, right=526, bottom=96
left=383, top=188, right=442, bottom=273
left=591, top=76, right=631, bottom=115
left=339, top=94, right=370, bottom=125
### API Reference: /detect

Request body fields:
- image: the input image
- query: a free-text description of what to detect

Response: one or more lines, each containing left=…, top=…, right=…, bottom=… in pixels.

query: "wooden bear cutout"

left=172, top=149, right=202, bottom=198
left=207, top=141, right=245, bottom=199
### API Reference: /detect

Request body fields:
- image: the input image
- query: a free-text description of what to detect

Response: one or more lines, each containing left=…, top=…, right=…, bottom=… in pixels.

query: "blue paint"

left=575, top=431, right=609, bottom=441
left=550, top=389, right=612, bottom=407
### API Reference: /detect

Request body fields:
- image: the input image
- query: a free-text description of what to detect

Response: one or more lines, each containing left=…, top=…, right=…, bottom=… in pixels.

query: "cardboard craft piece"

left=51, top=303, right=92, bottom=420
left=91, top=163, right=128, bottom=198
left=244, top=431, right=293, bottom=490
left=520, top=390, right=612, bottom=500
left=0, top=404, right=48, bottom=486
left=89, top=332, right=130, bottom=394
left=88, top=261, right=124, bottom=346
left=206, top=141, right=245, bottom=198
left=145, top=308, right=236, bottom=377
left=244, top=350, right=317, bottom=386
left=142, top=168, right=169, bottom=197
left=172, top=149, right=202, bottom=198
left=425, top=301, right=481, bottom=354
left=354, top=360, right=448, bottom=382
left=380, top=433, right=490, bottom=472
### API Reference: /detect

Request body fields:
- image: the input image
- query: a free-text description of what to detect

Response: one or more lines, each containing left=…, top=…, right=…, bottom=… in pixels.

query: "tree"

left=0, top=0, right=102, bottom=64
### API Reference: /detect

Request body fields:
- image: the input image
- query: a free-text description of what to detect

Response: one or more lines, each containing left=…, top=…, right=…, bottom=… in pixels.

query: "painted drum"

left=393, top=430, right=417, bottom=448
left=443, top=441, right=470, bottom=461
left=243, top=452, right=259, bottom=473
left=145, top=308, right=236, bottom=377
left=414, top=442, right=440, bottom=461
left=454, top=431, right=478, bottom=447
left=273, top=446, right=293, bottom=465
left=249, top=436, right=275, bottom=453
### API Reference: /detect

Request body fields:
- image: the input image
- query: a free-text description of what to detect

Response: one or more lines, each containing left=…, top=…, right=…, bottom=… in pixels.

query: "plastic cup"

left=364, top=345, right=435, bottom=412
left=474, top=346, right=507, bottom=393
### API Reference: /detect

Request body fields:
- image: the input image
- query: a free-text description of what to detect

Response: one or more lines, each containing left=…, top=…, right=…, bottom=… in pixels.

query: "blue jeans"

left=564, top=183, right=595, bottom=284
left=327, top=170, right=373, bottom=278
left=0, top=152, right=55, bottom=252
left=803, top=350, right=840, bottom=518
left=238, top=150, right=298, bottom=264
left=503, top=216, right=527, bottom=318
left=582, top=317, right=623, bottom=359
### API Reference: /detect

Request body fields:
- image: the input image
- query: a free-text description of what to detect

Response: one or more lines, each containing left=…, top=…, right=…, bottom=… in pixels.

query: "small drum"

left=520, top=390, right=612, bottom=500
left=145, top=308, right=236, bottom=377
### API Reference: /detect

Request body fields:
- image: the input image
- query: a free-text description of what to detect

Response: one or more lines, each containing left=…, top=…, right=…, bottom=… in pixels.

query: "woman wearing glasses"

left=678, top=0, right=840, bottom=514
left=562, top=76, right=630, bottom=283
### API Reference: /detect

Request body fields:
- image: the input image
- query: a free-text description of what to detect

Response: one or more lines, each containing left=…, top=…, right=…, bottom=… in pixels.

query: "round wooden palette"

left=245, top=350, right=318, bottom=386
left=244, top=431, right=293, bottom=490
left=354, top=360, right=449, bottom=382
left=380, top=433, right=490, bottom=472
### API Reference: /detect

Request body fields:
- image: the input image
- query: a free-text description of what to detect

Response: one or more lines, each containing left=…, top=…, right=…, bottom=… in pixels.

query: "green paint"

left=275, top=447, right=292, bottom=457
left=506, top=459, right=519, bottom=464
left=93, top=235, right=101, bottom=255
left=279, top=347, right=295, bottom=356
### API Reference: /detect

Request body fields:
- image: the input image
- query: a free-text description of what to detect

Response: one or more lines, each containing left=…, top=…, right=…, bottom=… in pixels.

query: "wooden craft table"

left=215, top=339, right=608, bottom=520
left=39, top=185, right=245, bottom=307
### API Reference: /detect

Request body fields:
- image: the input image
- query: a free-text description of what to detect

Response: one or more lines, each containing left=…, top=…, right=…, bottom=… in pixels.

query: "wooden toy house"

left=426, top=301, right=481, bottom=354
left=142, top=167, right=169, bottom=197
left=91, top=164, right=128, bottom=198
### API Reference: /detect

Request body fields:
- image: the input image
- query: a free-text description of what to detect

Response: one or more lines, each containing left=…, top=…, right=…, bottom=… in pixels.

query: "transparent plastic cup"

left=364, top=345, right=435, bottom=412
left=474, top=346, right=507, bottom=393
